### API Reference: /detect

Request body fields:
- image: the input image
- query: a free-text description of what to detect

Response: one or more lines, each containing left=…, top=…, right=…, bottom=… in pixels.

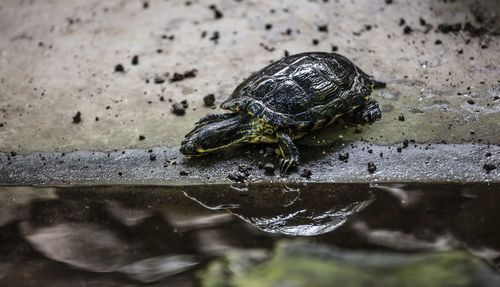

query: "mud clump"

left=263, top=163, right=275, bottom=175
left=114, top=64, right=125, bottom=73
left=204, top=94, right=215, bottom=106
left=301, top=169, right=312, bottom=179
left=483, top=163, right=496, bottom=173
left=228, top=171, right=247, bottom=182
left=208, top=5, right=223, bottom=19
left=154, top=76, right=166, bottom=84
left=367, top=162, right=377, bottom=173
left=338, top=152, right=349, bottom=162
left=131, top=55, right=139, bottom=65
left=72, top=112, right=81, bottom=124
left=170, top=69, right=197, bottom=82
left=209, top=31, right=220, bottom=44
left=181, top=100, right=189, bottom=109
left=172, top=103, right=186, bottom=115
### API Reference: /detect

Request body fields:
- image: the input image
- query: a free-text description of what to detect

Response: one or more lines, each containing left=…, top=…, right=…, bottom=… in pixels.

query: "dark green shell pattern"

left=221, top=52, right=374, bottom=127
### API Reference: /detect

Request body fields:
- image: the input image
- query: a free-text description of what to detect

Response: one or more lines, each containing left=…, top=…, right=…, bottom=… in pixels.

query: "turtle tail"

left=371, top=78, right=386, bottom=89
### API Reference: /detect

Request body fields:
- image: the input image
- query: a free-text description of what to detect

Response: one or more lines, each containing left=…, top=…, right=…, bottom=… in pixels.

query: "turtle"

left=180, top=52, right=385, bottom=173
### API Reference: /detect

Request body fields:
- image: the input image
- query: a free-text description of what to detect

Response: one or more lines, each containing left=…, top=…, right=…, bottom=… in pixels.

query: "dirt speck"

left=172, top=103, right=186, bottom=115
left=139, top=135, right=145, bottom=141
left=72, top=112, right=81, bottom=124
left=367, top=162, right=377, bottom=173
left=114, top=64, right=125, bottom=73
left=154, top=76, right=165, bottom=84
left=208, top=5, right=223, bottom=19
left=131, top=55, right=139, bottom=65
left=338, top=152, right=349, bottom=162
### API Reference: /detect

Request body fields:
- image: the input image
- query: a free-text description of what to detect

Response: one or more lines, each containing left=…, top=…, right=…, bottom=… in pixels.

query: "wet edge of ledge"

left=0, top=141, right=498, bottom=186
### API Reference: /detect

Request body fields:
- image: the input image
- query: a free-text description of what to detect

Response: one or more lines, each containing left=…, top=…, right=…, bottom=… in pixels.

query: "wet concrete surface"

left=0, top=141, right=498, bottom=185
left=0, top=0, right=499, bottom=155
left=0, top=183, right=499, bottom=286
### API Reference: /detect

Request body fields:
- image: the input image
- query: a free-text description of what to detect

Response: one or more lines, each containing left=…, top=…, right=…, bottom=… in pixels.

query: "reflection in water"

left=184, top=183, right=374, bottom=236
left=0, top=183, right=499, bottom=286
left=236, top=199, right=373, bottom=236
left=21, top=222, right=199, bottom=283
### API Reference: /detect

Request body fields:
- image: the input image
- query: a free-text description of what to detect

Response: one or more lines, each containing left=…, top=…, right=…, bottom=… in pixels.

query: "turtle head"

left=180, top=113, right=251, bottom=156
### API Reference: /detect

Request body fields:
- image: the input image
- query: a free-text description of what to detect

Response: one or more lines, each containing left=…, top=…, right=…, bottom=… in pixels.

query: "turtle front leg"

left=277, top=130, right=300, bottom=174
left=353, top=98, right=381, bottom=125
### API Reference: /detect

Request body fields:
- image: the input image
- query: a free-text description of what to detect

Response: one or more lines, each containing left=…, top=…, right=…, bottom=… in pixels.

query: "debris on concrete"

left=72, top=112, right=81, bottom=124
left=114, top=64, right=124, bottom=73
left=172, top=103, right=186, bottom=115
left=154, top=76, right=165, bottom=84
left=263, top=163, right=275, bottom=175
left=170, top=69, right=197, bottom=82
left=367, top=162, right=377, bottom=173
left=131, top=55, right=139, bottom=65
left=339, top=152, right=349, bottom=163
left=203, top=94, right=215, bottom=106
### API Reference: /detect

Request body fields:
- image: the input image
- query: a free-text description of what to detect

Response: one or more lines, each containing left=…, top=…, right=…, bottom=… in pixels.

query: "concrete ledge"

left=1, top=141, right=498, bottom=185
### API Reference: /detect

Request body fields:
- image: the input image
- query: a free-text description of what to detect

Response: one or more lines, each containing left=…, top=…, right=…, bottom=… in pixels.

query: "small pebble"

left=149, top=154, right=156, bottom=161
left=228, top=171, right=247, bottom=182
left=172, top=103, right=186, bottom=115
left=483, top=163, right=496, bottom=172
left=338, top=152, right=349, bottom=162
left=139, top=135, right=145, bottom=141
left=301, top=169, right=312, bottom=178
left=154, top=76, right=166, bottom=84
left=131, top=55, right=139, bottom=65
left=204, top=94, right=215, bottom=106
left=263, top=163, right=275, bottom=174
left=114, top=64, right=125, bottom=72
left=180, top=170, right=189, bottom=176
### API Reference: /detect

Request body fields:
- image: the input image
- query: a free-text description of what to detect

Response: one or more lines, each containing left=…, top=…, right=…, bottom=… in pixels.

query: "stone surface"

left=0, top=0, right=499, bottom=184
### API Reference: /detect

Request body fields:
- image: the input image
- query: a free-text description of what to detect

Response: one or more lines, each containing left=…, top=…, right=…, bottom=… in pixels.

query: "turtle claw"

left=279, top=158, right=298, bottom=175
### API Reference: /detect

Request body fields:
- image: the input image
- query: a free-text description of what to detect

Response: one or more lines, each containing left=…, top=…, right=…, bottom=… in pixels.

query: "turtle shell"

left=221, top=52, right=374, bottom=127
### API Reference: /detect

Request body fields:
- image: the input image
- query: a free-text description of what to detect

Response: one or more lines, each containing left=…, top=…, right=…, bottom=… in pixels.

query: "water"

left=0, top=183, right=499, bottom=286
